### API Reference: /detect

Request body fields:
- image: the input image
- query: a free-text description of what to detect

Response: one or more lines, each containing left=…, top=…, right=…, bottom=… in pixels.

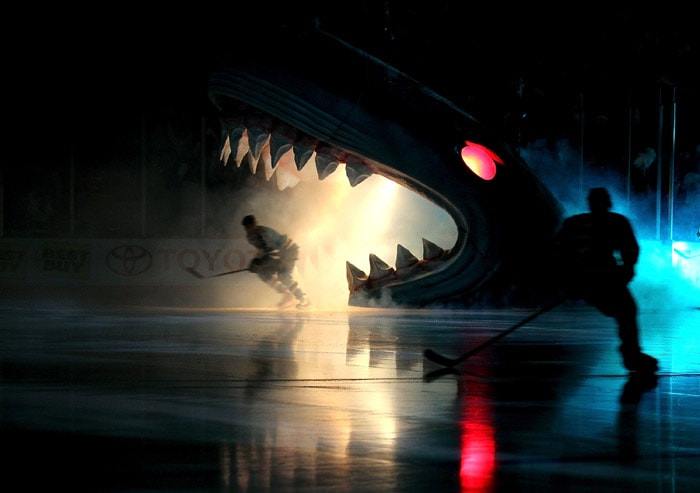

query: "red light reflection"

left=458, top=379, right=496, bottom=492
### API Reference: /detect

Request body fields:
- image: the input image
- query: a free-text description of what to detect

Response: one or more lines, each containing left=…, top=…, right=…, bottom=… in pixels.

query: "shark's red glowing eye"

left=460, top=141, right=503, bottom=181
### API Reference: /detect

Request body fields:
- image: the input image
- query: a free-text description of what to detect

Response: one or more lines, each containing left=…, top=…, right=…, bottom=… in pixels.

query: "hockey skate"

left=623, top=352, right=659, bottom=373
left=296, top=296, right=311, bottom=309
left=620, top=372, right=658, bottom=404
left=277, top=291, right=296, bottom=308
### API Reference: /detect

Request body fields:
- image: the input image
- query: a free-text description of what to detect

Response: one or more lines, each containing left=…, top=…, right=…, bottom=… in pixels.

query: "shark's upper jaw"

left=208, top=29, right=563, bottom=307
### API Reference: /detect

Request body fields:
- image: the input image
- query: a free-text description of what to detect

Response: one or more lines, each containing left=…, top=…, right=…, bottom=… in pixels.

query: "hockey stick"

left=423, top=366, right=462, bottom=383
left=423, top=298, right=564, bottom=367
left=186, top=267, right=250, bottom=279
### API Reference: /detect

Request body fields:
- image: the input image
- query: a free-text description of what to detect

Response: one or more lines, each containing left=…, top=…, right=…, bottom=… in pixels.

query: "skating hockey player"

left=242, top=215, right=311, bottom=309
left=553, top=187, right=658, bottom=372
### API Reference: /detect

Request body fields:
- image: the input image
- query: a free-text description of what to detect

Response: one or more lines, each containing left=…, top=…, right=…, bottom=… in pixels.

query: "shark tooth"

left=221, top=118, right=246, bottom=166
left=220, top=135, right=232, bottom=165
left=247, top=125, right=270, bottom=162
left=245, top=152, right=257, bottom=174
left=395, top=244, right=425, bottom=281
left=270, top=132, right=294, bottom=168
left=235, top=130, right=251, bottom=168
left=345, top=155, right=372, bottom=187
left=346, top=261, right=368, bottom=292
left=315, top=144, right=343, bottom=180
left=315, top=153, right=339, bottom=180
left=422, top=238, right=447, bottom=261
left=293, top=135, right=317, bottom=170
left=275, top=161, right=301, bottom=190
left=226, top=117, right=245, bottom=139
left=368, top=253, right=395, bottom=280
left=395, top=244, right=420, bottom=269
left=274, top=148, right=299, bottom=190
left=260, top=143, right=275, bottom=181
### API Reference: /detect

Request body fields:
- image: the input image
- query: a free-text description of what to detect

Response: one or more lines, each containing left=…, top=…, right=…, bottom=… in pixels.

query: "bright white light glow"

left=230, top=161, right=457, bottom=310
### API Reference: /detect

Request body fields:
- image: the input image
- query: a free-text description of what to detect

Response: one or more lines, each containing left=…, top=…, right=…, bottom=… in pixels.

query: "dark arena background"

left=4, top=5, right=699, bottom=308
left=3, top=4, right=700, bottom=492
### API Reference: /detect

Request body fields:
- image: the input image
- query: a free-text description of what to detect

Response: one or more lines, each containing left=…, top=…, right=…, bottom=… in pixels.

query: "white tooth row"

left=346, top=239, right=450, bottom=292
left=219, top=119, right=373, bottom=191
left=219, top=117, right=449, bottom=292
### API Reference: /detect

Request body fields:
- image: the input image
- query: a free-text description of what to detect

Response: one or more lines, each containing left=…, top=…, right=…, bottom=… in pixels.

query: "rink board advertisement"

left=0, top=238, right=698, bottom=289
left=0, top=239, right=257, bottom=286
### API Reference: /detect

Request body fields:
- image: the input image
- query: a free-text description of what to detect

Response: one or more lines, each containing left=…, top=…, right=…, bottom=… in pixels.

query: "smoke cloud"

left=521, top=139, right=700, bottom=310
left=219, top=161, right=455, bottom=311
left=211, top=138, right=698, bottom=311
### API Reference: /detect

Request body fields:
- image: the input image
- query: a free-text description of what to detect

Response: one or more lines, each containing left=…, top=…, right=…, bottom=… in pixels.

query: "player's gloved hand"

left=248, top=258, right=263, bottom=273
left=620, top=265, right=635, bottom=284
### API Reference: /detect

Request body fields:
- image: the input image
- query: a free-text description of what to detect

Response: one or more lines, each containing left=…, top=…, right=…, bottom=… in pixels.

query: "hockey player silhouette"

left=242, top=215, right=311, bottom=309
left=553, top=188, right=658, bottom=372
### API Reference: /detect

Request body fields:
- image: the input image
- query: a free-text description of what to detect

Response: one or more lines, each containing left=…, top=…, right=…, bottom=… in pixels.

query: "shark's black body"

left=208, top=27, right=563, bottom=307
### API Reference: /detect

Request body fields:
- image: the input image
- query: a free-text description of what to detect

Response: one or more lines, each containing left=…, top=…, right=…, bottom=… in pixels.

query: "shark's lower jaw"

left=209, top=29, right=564, bottom=308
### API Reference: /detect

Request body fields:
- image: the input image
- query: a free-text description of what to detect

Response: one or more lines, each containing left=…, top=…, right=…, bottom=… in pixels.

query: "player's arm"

left=618, top=218, right=640, bottom=283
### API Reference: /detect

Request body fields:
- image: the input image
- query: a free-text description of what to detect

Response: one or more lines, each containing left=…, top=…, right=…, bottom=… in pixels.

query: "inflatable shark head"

left=208, top=27, right=563, bottom=307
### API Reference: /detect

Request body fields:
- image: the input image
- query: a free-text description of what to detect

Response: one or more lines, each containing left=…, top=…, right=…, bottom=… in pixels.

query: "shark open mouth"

left=208, top=28, right=564, bottom=308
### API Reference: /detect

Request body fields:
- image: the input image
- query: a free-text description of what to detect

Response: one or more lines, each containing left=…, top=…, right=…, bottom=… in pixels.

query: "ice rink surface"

left=2, top=294, right=699, bottom=492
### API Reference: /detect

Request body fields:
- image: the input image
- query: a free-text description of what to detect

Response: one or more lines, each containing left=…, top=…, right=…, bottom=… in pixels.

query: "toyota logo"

left=106, top=245, right=153, bottom=276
